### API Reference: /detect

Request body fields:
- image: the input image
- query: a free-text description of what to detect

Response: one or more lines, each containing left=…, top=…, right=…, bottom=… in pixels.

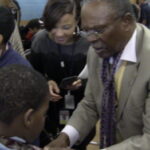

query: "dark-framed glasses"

left=80, top=15, right=123, bottom=39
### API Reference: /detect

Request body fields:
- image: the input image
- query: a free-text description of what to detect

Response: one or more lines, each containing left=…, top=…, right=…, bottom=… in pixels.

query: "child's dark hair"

left=0, top=64, right=49, bottom=125
left=0, top=6, right=15, bottom=44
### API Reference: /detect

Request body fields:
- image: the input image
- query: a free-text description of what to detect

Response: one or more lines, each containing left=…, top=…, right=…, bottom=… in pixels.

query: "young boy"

left=0, top=64, right=50, bottom=149
left=0, top=6, right=30, bottom=67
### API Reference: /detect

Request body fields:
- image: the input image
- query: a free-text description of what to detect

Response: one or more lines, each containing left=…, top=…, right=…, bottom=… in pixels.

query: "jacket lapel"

left=117, top=24, right=143, bottom=121
left=117, top=61, right=138, bottom=120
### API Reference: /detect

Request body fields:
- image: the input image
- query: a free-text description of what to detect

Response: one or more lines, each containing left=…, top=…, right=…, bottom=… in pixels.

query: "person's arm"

left=65, top=48, right=100, bottom=143
left=45, top=125, right=79, bottom=150
left=44, top=132, right=70, bottom=149
left=62, top=125, right=80, bottom=147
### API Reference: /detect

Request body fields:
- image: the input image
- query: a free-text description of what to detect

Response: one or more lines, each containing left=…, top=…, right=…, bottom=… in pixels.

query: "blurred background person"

left=0, top=0, right=25, bottom=57
left=139, top=0, right=150, bottom=28
left=20, top=18, right=43, bottom=50
left=131, top=3, right=140, bottom=21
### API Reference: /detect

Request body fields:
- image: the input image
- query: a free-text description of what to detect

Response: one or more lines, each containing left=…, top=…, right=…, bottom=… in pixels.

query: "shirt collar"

left=120, top=29, right=137, bottom=63
left=10, top=136, right=26, bottom=143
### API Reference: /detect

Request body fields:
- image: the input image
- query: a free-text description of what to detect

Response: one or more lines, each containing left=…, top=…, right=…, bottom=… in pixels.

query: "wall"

left=18, top=0, right=138, bottom=24
left=17, top=0, right=47, bottom=21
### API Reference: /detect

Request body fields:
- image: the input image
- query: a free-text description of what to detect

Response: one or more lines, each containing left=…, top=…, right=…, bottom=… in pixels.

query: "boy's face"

left=26, top=96, right=49, bottom=142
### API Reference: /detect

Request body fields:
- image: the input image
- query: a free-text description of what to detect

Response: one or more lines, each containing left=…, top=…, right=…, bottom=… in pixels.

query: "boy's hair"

left=0, top=64, right=49, bottom=125
left=0, top=6, right=15, bottom=44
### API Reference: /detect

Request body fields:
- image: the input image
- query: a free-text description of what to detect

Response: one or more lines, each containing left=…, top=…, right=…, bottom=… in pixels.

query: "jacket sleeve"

left=67, top=47, right=100, bottom=143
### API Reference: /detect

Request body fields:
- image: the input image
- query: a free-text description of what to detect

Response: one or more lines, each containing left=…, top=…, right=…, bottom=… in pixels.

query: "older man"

left=46, top=0, right=150, bottom=149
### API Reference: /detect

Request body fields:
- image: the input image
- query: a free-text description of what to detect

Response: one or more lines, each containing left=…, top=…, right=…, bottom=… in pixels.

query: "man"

left=45, top=0, right=150, bottom=149
left=0, top=6, right=30, bottom=67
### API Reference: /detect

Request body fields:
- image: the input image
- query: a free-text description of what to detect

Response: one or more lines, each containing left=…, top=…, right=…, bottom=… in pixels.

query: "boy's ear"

left=0, top=34, right=3, bottom=44
left=24, top=108, right=35, bottom=128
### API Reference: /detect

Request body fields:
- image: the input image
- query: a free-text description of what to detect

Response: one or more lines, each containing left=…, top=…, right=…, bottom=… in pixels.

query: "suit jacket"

left=68, top=23, right=150, bottom=150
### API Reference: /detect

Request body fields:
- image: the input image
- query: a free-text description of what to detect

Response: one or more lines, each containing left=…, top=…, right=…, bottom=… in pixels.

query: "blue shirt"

left=0, top=44, right=31, bottom=68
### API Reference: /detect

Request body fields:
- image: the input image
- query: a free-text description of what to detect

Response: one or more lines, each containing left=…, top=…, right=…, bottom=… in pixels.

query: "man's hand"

left=44, top=133, right=70, bottom=150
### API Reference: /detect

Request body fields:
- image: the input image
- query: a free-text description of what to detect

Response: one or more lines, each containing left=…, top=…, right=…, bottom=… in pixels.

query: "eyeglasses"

left=79, top=28, right=106, bottom=39
left=79, top=15, right=122, bottom=39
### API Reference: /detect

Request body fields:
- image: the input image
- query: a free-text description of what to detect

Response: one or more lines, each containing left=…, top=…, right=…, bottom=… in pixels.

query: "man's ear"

left=0, top=34, right=3, bottom=44
left=24, top=108, right=35, bottom=128
left=121, top=12, right=134, bottom=31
